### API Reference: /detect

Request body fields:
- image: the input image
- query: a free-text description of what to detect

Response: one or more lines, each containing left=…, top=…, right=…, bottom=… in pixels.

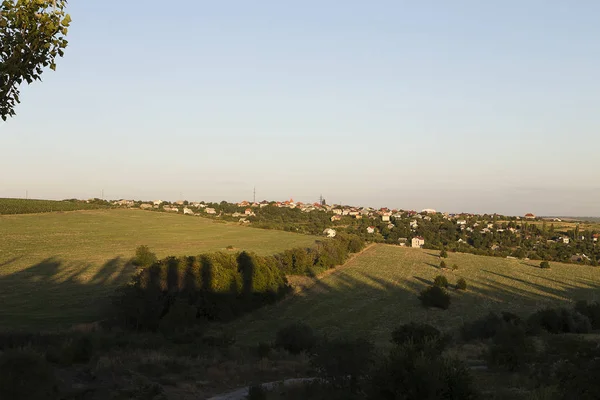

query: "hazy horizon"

left=2, top=1, right=599, bottom=216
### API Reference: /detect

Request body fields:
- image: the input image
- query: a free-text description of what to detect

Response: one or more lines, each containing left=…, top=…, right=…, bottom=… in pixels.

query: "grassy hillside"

left=0, top=209, right=317, bottom=330
left=0, top=198, right=107, bottom=214
left=223, top=244, right=600, bottom=346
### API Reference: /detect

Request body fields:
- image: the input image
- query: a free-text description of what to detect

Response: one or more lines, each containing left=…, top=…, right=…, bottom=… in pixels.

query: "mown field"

left=0, top=209, right=317, bottom=331
left=0, top=197, right=107, bottom=215
left=224, top=244, right=600, bottom=346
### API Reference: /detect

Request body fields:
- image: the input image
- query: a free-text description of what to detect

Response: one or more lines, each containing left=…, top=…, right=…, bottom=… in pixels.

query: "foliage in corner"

left=1, top=0, right=71, bottom=120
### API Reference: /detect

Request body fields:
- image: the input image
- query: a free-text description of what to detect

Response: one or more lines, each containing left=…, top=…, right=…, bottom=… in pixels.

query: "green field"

left=224, top=244, right=600, bottom=345
left=0, top=209, right=317, bottom=330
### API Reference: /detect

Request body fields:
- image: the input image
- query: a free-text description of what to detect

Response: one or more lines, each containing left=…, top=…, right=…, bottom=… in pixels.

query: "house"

left=387, top=223, right=395, bottom=229
left=244, top=208, right=253, bottom=215
left=457, top=238, right=467, bottom=244
left=410, top=220, right=418, bottom=229
left=525, top=213, right=536, bottom=219
left=323, top=228, right=337, bottom=238
left=421, top=209, right=436, bottom=214
left=367, top=226, right=376, bottom=234
left=382, top=215, right=390, bottom=222
left=332, top=209, right=343, bottom=215
left=593, top=234, right=599, bottom=242
left=166, top=207, right=179, bottom=213
left=183, top=207, right=194, bottom=215
left=205, top=208, right=216, bottom=214
left=411, top=236, right=425, bottom=248
left=424, top=216, right=432, bottom=221
left=232, top=212, right=243, bottom=218
left=355, top=215, right=363, bottom=219
left=175, top=200, right=185, bottom=206
left=153, top=200, right=163, bottom=206
left=331, top=215, right=342, bottom=222
left=561, top=237, right=570, bottom=244
left=457, top=220, right=467, bottom=226
left=140, top=203, right=153, bottom=210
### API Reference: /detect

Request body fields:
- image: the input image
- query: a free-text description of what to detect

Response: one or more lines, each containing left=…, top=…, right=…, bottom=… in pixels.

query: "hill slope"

left=224, top=244, right=600, bottom=345
left=0, top=209, right=317, bottom=330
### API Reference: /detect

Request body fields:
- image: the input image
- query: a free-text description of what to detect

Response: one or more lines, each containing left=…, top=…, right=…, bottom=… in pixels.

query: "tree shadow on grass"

left=0, top=256, right=138, bottom=332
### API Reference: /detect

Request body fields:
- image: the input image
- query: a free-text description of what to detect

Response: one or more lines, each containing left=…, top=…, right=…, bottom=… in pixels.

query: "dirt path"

left=286, top=243, right=377, bottom=295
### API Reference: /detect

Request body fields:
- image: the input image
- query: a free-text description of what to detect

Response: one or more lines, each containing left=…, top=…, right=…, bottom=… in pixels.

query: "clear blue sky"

left=2, top=1, right=599, bottom=216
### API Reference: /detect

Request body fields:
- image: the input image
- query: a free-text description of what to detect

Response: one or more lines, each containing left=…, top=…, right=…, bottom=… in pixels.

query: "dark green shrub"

left=574, top=300, right=600, bottom=329
left=440, top=260, right=447, bottom=269
left=391, top=322, right=446, bottom=351
left=311, top=337, right=375, bottom=392
left=133, top=245, right=157, bottom=268
left=433, top=275, right=449, bottom=288
left=540, top=261, right=550, bottom=269
left=369, top=343, right=479, bottom=400
left=461, top=312, right=523, bottom=341
left=527, top=308, right=591, bottom=334
left=487, top=325, right=536, bottom=371
left=159, top=299, right=198, bottom=334
left=440, top=248, right=448, bottom=258
left=226, top=245, right=234, bottom=250
left=247, top=385, right=268, bottom=400
left=419, top=286, right=451, bottom=309
left=257, top=341, right=272, bottom=359
left=275, top=322, right=318, bottom=355
left=451, top=264, right=458, bottom=271
left=456, top=278, right=467, bottom=290
left=0, top=349, right=58, bottom=400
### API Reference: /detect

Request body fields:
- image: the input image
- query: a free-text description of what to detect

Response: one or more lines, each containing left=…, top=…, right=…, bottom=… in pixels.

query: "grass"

left=0, top=197, right=107, bottom=214
left=223, top=244, right=600, bottom=346
left=0, top=209, right=317, bottom=331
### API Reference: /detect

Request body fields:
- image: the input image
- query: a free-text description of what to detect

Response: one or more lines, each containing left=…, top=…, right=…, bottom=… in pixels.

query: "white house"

left=153, top=200, right=163, bottom=206
left=410, top=220, right=418, bottom=229
left=457, top=220, right=467, bottom=225
left=382, top=215, right=390, bottom=222
left=140, top=203, right=153, bottom=210
left=323, top=228, right=337, bottom=238
left=331, top=215, right=342, bottom=222
left=421, top=209, right=436, bottom=214
left=183, top=207, right=194, bottom=215
left=205, top=208, right=216, bottom=214
left=411, top=236, right=425, bottom=248
left=332, top=209, right=343, bottom=215
left=367, top=226, right=376, bottom=234
left=561, top=237, right=570, bottom=244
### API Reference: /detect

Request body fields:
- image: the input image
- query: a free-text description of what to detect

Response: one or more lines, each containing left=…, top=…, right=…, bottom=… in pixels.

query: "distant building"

left=183, top=207, right=194, bottom=215
left=205, top=208, right=216, bottom=214
left=421, top=209, right=436, bottom=214
left=525, top=213, right=536, bottom=219
left=411, top=236, right=425, bottom=248
left=153, top=200, right=163, bottom=206
left=382, top=215, right=390, bottom=222
left=140, top=203, right=153, bottom=210
left=331, top=215, right=342, bottom=222
left=367, top=226, right=376, bottom=234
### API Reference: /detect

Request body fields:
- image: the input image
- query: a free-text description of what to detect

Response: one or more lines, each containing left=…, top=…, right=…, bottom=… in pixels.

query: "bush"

left=451, top=264, right=459, bottom=271
left=133, top=245, right=158, bottom=268
left=433, top=275, right=449, bottom=288
left=461, top=312, right=523, bottom=341
left=159, top=299, right=198, bottom=334
left=527, top=308, right=592, bottom=334
left=440, top=260, right=447, bottom=269
left=419, top=286, right=451, bottom=309
left=369, top=343, right=479, bottom=400
left=311, top=337, right=375, bottom=392
left=440, top=249, right=448, bottom=258
left=275, top=322, right=318, bottom=355
left=487, top=325, right=536, bottom=371
left=540, top=261, right=550, bottom=269
left=0, top=349, right=58, bottom=400
left=574, top=300, right=600, bottom=329
left=257, top=341, right=272, bottom=359
left=456, top=278, right=467, bottom=291
left=391, top=323, right=447, bottom=351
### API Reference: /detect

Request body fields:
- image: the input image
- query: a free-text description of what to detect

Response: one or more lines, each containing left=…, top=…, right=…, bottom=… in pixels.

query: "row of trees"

left=113, top=234, right=366, bottom=331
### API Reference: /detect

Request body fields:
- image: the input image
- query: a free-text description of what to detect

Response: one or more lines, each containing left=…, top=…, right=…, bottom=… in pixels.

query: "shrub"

left=433, top=275, right=449, bottom=288
left=487, top=325, right=536, bottom=371
left=133, top=245, right=157, bottom=268
left=369, top=343, right=479, bottom=400
left=247, top=385, right=268, bottom=400
left=226, top=245, right=234, bottom=250
left=527, top=308, right=592, bottom=334
left=391, top=322, right=447, bottom=351
left=440, top=260, right=447, bottom=269
left=540, top=261, right=550, bottom=269
left=461, top=312, right=523, bottom=341
left=440, top=249, right=448, bottom=258
left=159, top=299, right=198, bottom=334
left=574, top=300, right=600, bottom=329
left=311, top=337, right=375, bottom=392
left=418, top=286, right=451, bottom=309
left=275, top=322, right=318, bottom=355
left=257, top=341, right=272, bottom=359
left=456, top=278, right=467, bottom=291
left=451, top=264, right=459, bottom=271
left=0, top=349, right=58, bottom=400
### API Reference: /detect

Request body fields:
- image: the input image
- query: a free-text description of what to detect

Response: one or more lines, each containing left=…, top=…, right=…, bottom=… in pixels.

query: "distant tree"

left=418, top=285, right=451, bottom=310
left=451, top=264, right=459, bottom=271
left=1, top=0, right=71, bottom=120
left=440, top=260, right=447, bottom=269
left=540, top=261, right=550, bottom=269
left=440, top=248, right=448, bottom=258
left=433, top=275, right=449, bottom=288
left=456, top=278, right=467, bottom=290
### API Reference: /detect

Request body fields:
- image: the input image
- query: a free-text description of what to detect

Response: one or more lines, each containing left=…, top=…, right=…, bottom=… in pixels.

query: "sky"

left=1, top=1, right=599, bottom=216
